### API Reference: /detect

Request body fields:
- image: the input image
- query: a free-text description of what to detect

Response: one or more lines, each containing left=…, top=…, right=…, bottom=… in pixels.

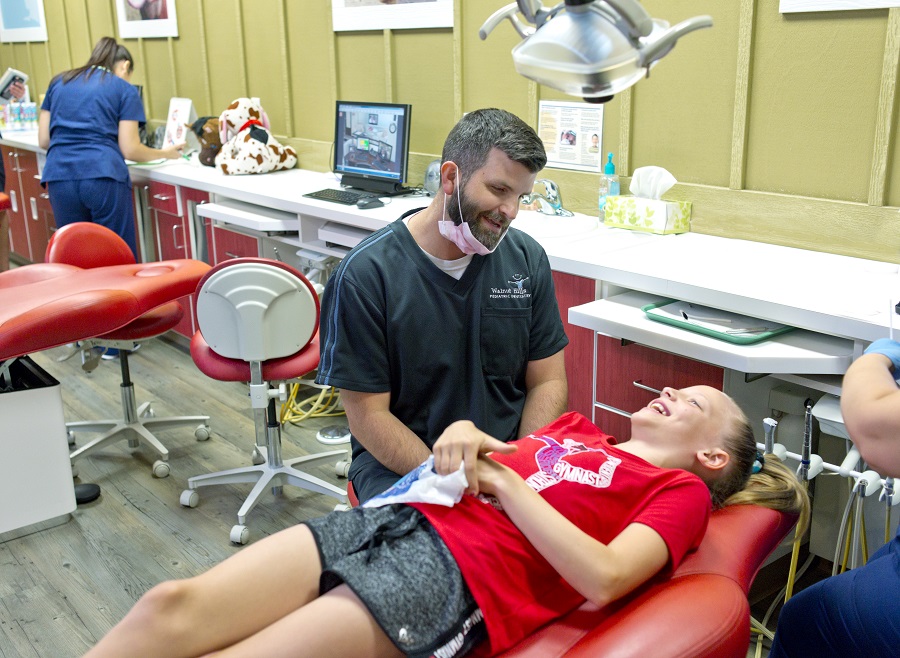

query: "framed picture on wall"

left=0, top=0, right=48, bottom=43
left=780, top=0, right=900, bottom=10
left=332, top=0, right=453, bottom=32
left=116, top=0, right=178, bottom=39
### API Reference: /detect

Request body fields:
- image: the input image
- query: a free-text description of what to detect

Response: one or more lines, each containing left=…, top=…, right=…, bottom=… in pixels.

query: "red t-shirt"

left=412, top=411, right=711, bottom=655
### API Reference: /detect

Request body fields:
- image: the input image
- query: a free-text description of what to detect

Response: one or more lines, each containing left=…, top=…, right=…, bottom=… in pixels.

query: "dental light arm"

left=480, top=0, right=713, bottom=102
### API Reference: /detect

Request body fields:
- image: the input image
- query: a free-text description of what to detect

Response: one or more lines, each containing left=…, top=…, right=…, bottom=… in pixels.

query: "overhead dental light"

left=480, top=0, right=713, bottom=103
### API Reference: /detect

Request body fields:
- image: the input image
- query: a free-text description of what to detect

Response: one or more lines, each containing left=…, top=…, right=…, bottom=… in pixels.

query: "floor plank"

left=1, top=338, right=350, bottom=656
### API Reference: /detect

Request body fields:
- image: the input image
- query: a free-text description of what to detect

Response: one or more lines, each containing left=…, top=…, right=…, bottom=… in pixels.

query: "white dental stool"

left=180, top=258, right=348, bottom=544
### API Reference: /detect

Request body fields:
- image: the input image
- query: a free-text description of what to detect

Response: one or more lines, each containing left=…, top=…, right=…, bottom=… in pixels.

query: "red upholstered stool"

left=180, top=258, right=348, bottom=544
left=46, top=223, right=211, bottom=478
left=0, top=192, right=12, bottom=272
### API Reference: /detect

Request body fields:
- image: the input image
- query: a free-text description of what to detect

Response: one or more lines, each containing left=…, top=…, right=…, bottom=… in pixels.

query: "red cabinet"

left=552, top=271, right=596, bottom=419
left=148, top=182, right=195, bottom=338
left=2, top=147, right=52, bottom=263
left=206, top=221, right=260, bottom=265
left=593, top=334, right=724, bottom=441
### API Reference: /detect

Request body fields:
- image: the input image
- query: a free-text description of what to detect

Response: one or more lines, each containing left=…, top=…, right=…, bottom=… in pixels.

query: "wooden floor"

left=0, top=338, right=350, bottom=657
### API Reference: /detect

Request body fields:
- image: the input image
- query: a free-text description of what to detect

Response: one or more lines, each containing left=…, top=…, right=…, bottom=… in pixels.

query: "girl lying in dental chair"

left=85, top=386, right=808, bottom=658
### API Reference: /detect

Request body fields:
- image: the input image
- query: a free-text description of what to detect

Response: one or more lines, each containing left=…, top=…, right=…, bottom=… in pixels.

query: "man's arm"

left=518, top=350, right=568, bottom=439
left=340, top=389, right=432, bottom=477
left=841, top=347, right=900, bottom=476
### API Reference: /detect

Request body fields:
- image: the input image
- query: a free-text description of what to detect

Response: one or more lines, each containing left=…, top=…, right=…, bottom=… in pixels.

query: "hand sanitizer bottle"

left=598, top=152, right=620, bottom=220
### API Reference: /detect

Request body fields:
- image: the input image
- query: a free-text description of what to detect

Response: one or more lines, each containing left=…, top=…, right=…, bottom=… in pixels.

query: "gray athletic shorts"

left=304, top=504, right=487, bottom=657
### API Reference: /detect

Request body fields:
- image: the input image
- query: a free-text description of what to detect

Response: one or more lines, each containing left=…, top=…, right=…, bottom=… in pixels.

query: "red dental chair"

left=44, top=223, right=211, bottom=478
left=180, top=258, right=348, bottom=544
left=347, top=478, right=795, bottom=657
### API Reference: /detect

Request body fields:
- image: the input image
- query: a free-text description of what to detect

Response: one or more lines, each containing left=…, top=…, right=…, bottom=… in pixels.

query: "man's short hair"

left=441, top=108, right=547, bottom=176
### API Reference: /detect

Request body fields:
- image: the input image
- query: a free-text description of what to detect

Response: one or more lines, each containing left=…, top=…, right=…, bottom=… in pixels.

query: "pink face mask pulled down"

left=437, top=167, right=507, bottom=256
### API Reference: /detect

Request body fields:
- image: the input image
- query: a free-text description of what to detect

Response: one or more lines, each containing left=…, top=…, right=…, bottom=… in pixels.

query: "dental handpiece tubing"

left=800, top=403, right=812, bottom=482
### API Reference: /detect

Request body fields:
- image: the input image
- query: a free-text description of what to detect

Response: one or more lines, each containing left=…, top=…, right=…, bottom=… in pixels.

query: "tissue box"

left=603, top=195, right=691, bottom=235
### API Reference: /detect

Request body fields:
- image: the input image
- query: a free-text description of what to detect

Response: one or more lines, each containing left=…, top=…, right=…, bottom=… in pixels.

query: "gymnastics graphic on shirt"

left=525, top=434, right=621, bottom=492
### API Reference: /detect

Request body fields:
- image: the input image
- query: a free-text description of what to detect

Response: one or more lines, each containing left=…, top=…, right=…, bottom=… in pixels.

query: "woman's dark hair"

left=59, top=37, right=134, bottom=84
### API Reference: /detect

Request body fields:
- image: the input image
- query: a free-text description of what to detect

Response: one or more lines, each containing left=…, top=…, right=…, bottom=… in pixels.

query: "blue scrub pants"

left=47, top=178, right=137, bottom=258
left=769, top=527, right=900, bottom=657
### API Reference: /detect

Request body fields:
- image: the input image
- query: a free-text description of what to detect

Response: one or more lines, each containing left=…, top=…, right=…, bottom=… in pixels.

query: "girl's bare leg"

left=211, top=584, right=404, bottom=658
left=85, top=524, right=324, bottom=658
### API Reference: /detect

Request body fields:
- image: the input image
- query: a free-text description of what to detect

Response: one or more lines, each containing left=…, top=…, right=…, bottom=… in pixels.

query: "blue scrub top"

left=41, top=68, right=145, bottom=185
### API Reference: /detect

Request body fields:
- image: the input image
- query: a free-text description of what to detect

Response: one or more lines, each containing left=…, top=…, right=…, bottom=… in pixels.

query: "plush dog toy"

left=214, top=98, right=297, bottom=175
left=187, top=116, right=221, bottom=167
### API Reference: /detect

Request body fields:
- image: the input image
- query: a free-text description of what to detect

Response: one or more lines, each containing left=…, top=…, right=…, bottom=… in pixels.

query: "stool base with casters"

left=68, top=340, right=211, bottom=479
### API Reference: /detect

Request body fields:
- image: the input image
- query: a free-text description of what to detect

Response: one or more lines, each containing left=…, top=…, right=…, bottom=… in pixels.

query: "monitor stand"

left=340, top=174, right=411, bottom=197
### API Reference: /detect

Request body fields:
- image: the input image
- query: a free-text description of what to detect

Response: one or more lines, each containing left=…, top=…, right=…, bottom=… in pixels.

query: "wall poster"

left=0, top=0, right=47, bottom=43
left=780, top=1, right=900, bottom=11
left=537, top=100, right=604, bottom=173
left=332, top=0, right=453, bottom=32
left=116, top=0, right=178, bottom=39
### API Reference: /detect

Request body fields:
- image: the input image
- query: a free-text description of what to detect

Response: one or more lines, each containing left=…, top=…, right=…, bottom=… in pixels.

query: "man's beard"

left=447, top=184, right=510, bottom=251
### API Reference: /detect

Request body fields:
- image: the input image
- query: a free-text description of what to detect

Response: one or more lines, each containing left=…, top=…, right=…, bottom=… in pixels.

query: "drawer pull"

left=225, top=251, right=241, bottom=259
left=632, top=380, right=661, bottom=395
left=153, top=194, right=173, bottom=201
left=172, top=224, right=184, bottom=251
left=29, top=197, right=38, bottom=220
left=39, top=193, right=49, bottom=199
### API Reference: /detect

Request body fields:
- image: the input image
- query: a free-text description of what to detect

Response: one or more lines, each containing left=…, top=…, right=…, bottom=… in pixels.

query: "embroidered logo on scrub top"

left=524, top=435, right=621, bottom=493
left=489, top=272, right=531, bottom=300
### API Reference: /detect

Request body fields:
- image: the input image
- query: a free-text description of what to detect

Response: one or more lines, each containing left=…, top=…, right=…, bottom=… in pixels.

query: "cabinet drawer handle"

left=29, top=197, right=37, bottom=220
left=225, top=251, right=241, bottom=259
left=39, top=193, right=49, bottom=199
left=153, top=193, right=173, bottom=201
left=632, top=380, right=661, bottom=395
left=9, top=190, right=17, bottom=213
left=172, top=224, right=184, bottom=251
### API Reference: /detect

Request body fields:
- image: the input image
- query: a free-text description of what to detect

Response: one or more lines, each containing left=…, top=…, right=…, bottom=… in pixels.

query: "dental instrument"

left=680, top=310, right=731, bottom=323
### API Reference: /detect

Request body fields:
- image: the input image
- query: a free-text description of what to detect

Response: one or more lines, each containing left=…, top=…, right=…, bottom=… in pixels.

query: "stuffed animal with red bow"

left=214, top=97, right=298, bottom=175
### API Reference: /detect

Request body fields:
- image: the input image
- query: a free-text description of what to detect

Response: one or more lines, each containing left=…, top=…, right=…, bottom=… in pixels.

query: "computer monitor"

left=334, top=100, right=411, bottom=196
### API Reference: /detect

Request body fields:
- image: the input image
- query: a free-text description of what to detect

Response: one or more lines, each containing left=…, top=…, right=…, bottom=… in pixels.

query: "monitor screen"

left=334, top=100, right=411, bottom=195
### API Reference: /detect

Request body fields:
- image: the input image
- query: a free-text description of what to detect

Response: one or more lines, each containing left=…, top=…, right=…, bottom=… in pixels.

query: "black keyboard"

left=303, top=188, right=371, bottom=205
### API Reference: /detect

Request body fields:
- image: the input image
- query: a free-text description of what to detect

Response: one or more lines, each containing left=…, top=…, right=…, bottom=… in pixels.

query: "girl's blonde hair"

left=710, top=402, right=810, bottom=534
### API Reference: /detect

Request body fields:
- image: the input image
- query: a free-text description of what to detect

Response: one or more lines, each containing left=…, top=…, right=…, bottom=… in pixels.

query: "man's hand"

left=433, top=420, right=516, bottom=495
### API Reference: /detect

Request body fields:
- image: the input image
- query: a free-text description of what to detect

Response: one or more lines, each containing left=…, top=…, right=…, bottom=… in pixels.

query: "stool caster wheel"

left=180, top=489, right=199, bottom=508
left=230, top=524, right=250, bottom=545
left=251, top=448, right=265, bottom=465
left=334, top=503, right=350, bottom=512
left=141, top=405, right=155, bottom=418
left=152, top=460, right=170, bottom=478
left=67, top=430, right=76, bottom=446
left=335, top=460, right=350, bottom=478
left=70, top=462, right=79, bottom=479
left=194, top=424, right=211, bottom=441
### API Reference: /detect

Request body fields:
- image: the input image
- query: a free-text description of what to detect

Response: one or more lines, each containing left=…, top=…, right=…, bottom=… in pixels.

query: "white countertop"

left=4, top=130, right=895, bottom=344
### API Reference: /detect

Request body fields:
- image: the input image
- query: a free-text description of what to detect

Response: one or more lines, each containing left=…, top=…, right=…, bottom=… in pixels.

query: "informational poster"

left=780, top=0, right=900, bottom=11
left=537, top=100, right=604, bottom=172
left=332, top=0, right=453, bottom=31
left=0, top=0, right=48, bottom=43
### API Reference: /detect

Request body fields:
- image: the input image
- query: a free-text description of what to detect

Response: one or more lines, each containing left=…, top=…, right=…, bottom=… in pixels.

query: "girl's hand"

left=473, top=454, right=515, bottom=497
left=433, top=420, right=516, bottom=495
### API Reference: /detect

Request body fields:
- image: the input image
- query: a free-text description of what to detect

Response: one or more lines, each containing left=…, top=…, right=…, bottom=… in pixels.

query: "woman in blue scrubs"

left=38, top=37, right=183, bottom=258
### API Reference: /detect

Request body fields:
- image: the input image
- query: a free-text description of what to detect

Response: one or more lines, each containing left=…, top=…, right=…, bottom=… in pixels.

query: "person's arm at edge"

left=340, top=388, right=433, bottom=477
left=477, top=455, right=670, bottom=607
left=840, top=352, right=900, bottom=475
left=38, top=109, right=50, bottom=149
left=118, top=120, right=181, bottom=162
left=518, top=350, right=568, bottom=439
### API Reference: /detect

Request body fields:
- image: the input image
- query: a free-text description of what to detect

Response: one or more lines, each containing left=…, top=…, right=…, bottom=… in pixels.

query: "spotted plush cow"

left=214, top=98, right=298, bottom=175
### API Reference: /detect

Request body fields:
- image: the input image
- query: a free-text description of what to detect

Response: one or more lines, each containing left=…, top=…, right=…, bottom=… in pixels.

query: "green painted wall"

left=2, top=1, right=900, bottom=261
